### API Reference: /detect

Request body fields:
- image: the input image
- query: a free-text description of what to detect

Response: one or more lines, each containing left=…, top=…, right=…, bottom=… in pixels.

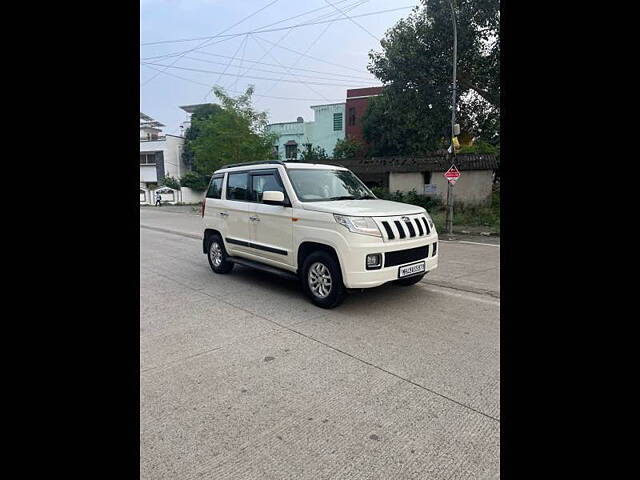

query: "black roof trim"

left=221, top=160, right=285, bottom=169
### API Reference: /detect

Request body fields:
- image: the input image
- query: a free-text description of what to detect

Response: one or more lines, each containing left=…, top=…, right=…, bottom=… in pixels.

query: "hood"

left=301, top=199, right=426, bottom=217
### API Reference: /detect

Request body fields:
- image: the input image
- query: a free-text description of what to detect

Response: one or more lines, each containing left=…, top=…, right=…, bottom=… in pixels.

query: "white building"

left=140, top=112, right=186, bottom=204
left=266, top=103, right=345, bottom=160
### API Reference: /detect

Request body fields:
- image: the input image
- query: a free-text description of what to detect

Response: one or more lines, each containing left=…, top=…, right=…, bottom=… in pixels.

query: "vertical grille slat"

left=381, top=221, right=395, bottom=240
left=421, top=217, right=431, bottom=235
left=405, top=220, right=416, bottom=237
left=393, top=220, right=407, bottom=239
left=414, top=218, right=424, bottom=236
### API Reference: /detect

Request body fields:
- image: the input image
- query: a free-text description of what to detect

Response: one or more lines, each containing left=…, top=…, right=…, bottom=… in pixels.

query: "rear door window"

left=226, top=172, right=249, bottom=201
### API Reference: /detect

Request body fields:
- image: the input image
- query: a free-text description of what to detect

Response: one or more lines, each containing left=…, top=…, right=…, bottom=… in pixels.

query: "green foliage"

left=160, top=174, right=181, bottom=190
left=181, top=104, right=224, bottom=169
left=457, top=139, right=499, bottom=154
left=364, top=0, right=500, bottom=155
left=332, top=138, right=366, bottom=159
left=179, top=171, right=209, bottom=191
left=189, top=86, right=278, bottom=175
left=299, top=143, right=328, bottom=162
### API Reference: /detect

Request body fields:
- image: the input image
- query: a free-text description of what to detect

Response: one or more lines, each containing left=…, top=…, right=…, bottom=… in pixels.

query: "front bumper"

left=339, top=235, right=439, bottom=289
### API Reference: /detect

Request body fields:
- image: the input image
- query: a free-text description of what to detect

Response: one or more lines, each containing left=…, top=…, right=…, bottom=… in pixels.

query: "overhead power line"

left=141, top=0, right=279, bottom=87
left=226, top=1, right=368, bottom=102
left=324, top=0, right=381, bottom=42
left=174, top=55, right=366, bottom=85
left=141, top=0, right=358, bottom=47
left=254, top=35, right=366, bottom=74
left=142, top=51, right=373, bottom=82
left=141, top=61, right=381, bottom=88
left=141, top=64, right=344, bottom=102
left=140, top=5, right=414, bottom=47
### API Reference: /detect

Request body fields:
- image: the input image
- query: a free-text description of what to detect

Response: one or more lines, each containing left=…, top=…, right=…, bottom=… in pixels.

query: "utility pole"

left=445, top=0, right=457, bottom=235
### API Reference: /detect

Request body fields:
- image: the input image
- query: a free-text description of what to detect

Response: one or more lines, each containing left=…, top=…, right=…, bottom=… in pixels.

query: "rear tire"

left=207, top=234, right=234, bottom=274
left=394, top=273, right=425, bottom=286
left=301, top=251, right=346, bottom=309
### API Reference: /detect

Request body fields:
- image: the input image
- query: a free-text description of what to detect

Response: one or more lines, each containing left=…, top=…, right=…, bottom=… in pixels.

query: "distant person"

left=155, top=192, right=161, bottom=207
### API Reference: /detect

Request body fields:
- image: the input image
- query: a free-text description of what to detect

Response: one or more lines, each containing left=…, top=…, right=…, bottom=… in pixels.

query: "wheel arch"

left=203, top=228, right=222, bottom=254
left=297, top=241, right=344, bottom=278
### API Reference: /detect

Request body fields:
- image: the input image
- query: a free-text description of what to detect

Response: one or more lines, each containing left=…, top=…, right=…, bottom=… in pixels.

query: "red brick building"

left=345, top=86, right=383, bottom=147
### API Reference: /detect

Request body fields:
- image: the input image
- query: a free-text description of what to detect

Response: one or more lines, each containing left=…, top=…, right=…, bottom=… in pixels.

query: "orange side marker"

left=291, top=218, right=299, bottom=222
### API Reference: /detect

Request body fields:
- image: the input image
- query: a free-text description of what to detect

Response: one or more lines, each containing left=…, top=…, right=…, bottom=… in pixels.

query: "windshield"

left=286, top=168, right=376, bottom=202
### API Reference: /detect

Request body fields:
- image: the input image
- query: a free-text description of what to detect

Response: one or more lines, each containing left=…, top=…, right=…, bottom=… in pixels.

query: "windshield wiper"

left=328, top=196, right=356, bottom=201
left=357, top=195, right=376, bottom=200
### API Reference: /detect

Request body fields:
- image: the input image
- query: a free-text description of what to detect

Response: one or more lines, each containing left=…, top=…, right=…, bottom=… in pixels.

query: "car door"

left=221, top=171, right=253, bottom=256
left=248, top=168, right=294, bottom=268
left=203, top=173, right=225, bottom=227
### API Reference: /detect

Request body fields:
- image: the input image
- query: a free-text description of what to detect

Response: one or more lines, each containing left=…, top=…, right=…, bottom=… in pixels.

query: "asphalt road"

left=140, top=208, right=500, bottom=479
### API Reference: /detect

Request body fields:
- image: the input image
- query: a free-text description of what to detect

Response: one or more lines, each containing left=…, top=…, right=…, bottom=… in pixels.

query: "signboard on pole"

left=444, top=165, right=461, bottom=185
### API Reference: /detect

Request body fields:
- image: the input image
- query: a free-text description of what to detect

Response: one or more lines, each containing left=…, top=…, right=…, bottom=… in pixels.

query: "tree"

left=364, top=0, right=499, bottom=155
left=299, top=143, right=328, bottom=162
left=190, top=85, right=278, bottom=176
left=333, top=138, right=366, bottom=159
left=181, top=103, right=224, bottom=169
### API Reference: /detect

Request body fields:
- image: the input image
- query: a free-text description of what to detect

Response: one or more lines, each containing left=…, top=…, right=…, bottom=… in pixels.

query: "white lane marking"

left=418, top=283, right=500, bottom=306
left=440, top=240, right=500, bottom=247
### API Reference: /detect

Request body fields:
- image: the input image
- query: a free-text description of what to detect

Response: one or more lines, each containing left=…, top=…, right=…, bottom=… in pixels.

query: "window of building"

left=250, top=172, right=285, bottom=203
left=140, top=153, right=156, bottom=165
left=285, top=143, right=297, bottom=159
left=333, top=112, right=343, bottom=131
left=348, top=107, right=356, bottom=126
left=226, top=172, right=249, bottom=201
left=206, top=175, right=224, bottom=199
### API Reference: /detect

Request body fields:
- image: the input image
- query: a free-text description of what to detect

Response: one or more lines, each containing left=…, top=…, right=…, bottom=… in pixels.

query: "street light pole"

left=445, top=0, right=457, bottom=235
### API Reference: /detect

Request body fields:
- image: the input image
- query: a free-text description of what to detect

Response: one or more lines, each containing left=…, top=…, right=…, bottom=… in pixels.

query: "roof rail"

left=219, top=160, right=285, bottom=170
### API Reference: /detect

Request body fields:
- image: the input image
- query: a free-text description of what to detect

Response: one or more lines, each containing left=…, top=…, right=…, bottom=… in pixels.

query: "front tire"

left=394, top=273, right=425, bottom=286
left=207, top=234, right=234, bottom=274
left=301, top=251, right=346, bottom=309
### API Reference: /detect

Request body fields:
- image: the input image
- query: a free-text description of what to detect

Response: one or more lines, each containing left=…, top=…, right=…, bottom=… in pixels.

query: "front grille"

left=384, top=245, right=430, bottom=268
left=374, top=214, right=434, bottom=241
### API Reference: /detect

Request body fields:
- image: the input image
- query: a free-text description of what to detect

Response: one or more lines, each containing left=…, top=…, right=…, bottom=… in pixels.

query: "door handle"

left=249, top=216, right=260, bottom=222
left=219, top=212, right=229, bottom=217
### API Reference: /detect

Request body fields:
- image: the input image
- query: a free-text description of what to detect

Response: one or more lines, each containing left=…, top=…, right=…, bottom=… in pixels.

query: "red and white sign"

left=444, top=165, right=461, bottom=185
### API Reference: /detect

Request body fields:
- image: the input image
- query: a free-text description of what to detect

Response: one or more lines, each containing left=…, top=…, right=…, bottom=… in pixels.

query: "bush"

left=161, top=174, right=181, bottom=190
left=180, top=171, right=209, bottom=191
left=333, top=138, right=365, bottom=159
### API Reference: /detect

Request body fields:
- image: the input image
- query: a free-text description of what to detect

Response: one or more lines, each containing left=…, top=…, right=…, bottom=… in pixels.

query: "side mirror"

left=262, top=190, right=286, bottom=206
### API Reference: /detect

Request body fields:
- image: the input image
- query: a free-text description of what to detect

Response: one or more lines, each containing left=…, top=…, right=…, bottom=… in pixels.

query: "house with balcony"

left=140, top=112, right=185, bottom=204
left=266, top=102, right=345, bottom=160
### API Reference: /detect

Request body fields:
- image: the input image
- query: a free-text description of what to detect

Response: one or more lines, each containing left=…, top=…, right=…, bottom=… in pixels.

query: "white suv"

left=201, top=161, right=438, bottom=308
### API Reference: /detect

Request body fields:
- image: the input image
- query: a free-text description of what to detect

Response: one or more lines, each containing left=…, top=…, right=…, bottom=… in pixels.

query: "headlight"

left=424, top=212, right=435, bottom=229
left=334, top=214, right=382, bottom=237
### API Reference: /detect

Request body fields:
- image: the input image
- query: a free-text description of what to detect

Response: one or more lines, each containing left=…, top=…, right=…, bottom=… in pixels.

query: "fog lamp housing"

left=366, top=253, right=382, bottom=270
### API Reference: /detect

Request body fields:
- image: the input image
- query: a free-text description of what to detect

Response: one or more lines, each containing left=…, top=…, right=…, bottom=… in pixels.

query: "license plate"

left=398, top=261, right=425, bottom=278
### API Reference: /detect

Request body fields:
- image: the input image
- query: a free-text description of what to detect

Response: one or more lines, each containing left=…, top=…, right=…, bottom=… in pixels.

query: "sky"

left=140, top=0, right=421, bottom=135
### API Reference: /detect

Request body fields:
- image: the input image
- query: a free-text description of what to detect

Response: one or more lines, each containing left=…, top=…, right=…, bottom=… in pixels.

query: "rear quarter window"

left=206, top=176, right=224, bottom=199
